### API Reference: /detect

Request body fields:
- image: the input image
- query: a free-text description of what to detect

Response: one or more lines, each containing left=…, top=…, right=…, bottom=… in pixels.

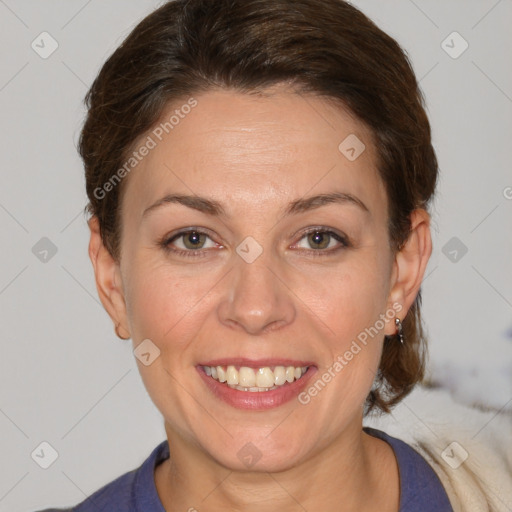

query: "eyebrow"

left=142, top=191, right=369, bottom=219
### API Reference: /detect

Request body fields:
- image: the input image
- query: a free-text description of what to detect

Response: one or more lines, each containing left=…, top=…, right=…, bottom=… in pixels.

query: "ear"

left=88, top=216, right=131, bottom=339
left=384, top=209, right=432, bottom=336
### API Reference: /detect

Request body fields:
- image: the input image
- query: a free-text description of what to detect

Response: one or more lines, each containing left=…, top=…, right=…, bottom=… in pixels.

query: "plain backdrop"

left=0, top=1, right=511, bottom=510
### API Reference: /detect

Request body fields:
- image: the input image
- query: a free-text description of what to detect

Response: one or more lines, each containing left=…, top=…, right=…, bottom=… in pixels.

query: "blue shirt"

left=37, top=428, right=453, bottom=511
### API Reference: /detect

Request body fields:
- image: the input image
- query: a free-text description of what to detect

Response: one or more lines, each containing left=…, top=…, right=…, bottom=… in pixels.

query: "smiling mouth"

left=201, top=364, right=309, bottom=392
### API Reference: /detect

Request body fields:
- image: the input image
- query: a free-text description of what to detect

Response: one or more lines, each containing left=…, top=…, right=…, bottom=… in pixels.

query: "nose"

left=217, top=247, right=296, bottom=335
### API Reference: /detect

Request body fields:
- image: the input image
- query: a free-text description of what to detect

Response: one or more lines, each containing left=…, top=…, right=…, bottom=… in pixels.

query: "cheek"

left=293, top=246, right=392, bottom=411
left=295, top=249, right=391, bottom=337
left=123, top=257, right=220, bottom=347
left=122, top=260, right=217, bottom=421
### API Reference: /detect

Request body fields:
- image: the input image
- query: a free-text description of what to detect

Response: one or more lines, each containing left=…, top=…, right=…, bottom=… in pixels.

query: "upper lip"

left=198, top=358, right=315, bottom=368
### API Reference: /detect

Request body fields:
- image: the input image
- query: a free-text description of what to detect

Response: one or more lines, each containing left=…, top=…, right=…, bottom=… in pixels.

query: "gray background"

left=0, top=1, right=511, bottom=510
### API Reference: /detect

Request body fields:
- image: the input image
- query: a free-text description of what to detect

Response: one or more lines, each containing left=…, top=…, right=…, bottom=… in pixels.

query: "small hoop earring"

left=395, top=317, right=405, bottom=345
left=115, top=322, right=130, bottom=340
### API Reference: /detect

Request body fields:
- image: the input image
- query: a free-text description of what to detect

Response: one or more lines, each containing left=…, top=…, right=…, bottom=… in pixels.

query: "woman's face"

left=114, top=87, right=404, bottom=471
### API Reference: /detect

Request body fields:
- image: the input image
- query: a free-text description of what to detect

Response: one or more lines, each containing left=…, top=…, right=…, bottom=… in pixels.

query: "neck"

left=154, top=421, right=399, bottom=512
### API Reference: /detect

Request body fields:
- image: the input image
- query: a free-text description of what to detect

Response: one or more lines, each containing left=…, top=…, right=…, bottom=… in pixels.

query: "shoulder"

left=364, top=426, right=453, bottom=511
left=34, top=469, right=138, bottom=512
left=35, top=440, right=169, bottom=512
left=365, top=386, right=512, bottom=511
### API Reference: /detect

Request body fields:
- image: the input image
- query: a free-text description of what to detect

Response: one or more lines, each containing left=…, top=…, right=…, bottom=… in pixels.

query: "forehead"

left=122, top=87, right=387, bottom=221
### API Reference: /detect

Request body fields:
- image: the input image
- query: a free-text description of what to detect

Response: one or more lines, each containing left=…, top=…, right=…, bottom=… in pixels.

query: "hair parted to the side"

left=79, top=0, right=438, bottom=414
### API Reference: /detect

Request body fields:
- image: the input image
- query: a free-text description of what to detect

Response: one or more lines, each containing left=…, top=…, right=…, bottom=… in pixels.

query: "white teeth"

left=239, top=367, right=256, bottom=387
left=226, top=365, right=238, bottom=385
left=203, top=364, right=309, bottom=392
left=217, top=366, right=226, bottom=382
left=228, top=384, right=278, bottom=392
left=274, top=366, right=286, bottom=385
left=256, top=367, right=274, bottom=388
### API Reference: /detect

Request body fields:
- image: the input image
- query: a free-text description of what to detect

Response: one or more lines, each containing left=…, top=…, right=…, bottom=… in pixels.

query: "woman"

left=38, top=0, right=509, bottom=511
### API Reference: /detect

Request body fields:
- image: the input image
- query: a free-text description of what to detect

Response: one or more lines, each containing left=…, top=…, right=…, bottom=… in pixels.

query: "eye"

left=294, top=228, right=349, bottom=253
left=160, top=227, right=349, bottom=258
left=161, top=229, right=219, bottom=256
left=173, top=230, right=215, bottom=250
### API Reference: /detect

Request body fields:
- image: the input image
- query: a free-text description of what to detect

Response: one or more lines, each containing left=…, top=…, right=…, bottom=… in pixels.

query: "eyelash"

left=159, top=227, right=350, bottom=259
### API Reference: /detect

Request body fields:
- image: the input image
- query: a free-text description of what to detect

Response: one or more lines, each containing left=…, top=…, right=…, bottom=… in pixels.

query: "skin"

left=88, top=85, right=432, bottom=511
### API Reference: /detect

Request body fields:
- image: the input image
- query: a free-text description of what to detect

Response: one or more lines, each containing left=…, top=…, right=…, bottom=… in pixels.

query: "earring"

left=115, top=322, right=130, bottom=340
left=395, top=317, right=405, bottom=345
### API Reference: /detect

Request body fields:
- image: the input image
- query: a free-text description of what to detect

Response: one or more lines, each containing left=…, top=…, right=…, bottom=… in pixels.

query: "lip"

left=196, top=363, right=317, bottom=410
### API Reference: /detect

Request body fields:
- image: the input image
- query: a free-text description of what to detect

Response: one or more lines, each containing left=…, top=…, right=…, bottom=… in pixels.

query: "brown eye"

left=307, top=231, right=331, bottom=250
left=163, top=229, right=217, bottom=254
left=181, top=231, right=207, bottom=249
left=294, top=228, right=349, bottom=254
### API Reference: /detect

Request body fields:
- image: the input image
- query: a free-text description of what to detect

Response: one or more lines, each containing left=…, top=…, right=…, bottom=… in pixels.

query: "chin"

left=199, top=429, right=313, bottom=473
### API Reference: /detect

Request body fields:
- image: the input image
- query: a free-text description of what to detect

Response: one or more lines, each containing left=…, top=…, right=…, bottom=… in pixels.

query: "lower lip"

left=197, top=366, right=317, bottom=410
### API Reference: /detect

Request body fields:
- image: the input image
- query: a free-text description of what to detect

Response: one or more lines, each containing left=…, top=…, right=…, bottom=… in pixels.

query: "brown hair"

left=79, top=0, right=438, bottom=414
